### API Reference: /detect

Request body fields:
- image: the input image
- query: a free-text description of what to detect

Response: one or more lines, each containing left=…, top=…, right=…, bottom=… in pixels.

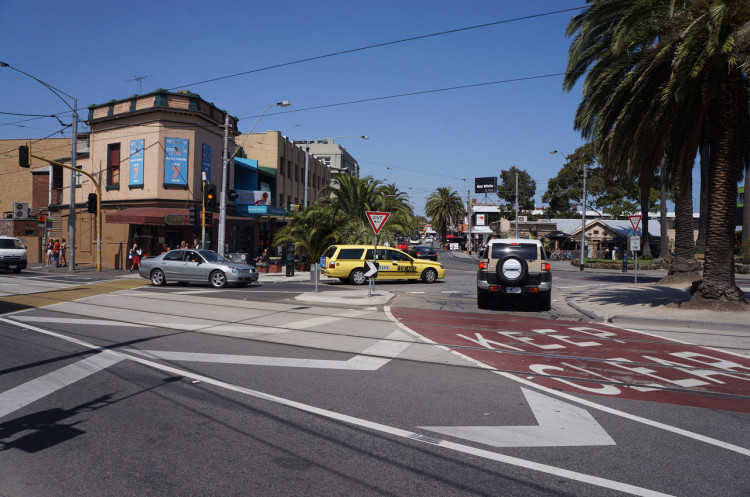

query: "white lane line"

left=0, top=352, right=123, bottom=420
left=0, top=317, right=673, bottom=497
left=383, top=306, right=750, bottom=458
left=11, top=316, right=147, bottom=327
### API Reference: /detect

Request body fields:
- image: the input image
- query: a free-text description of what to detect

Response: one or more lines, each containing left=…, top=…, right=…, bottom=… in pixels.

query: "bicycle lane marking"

left=385, top=306, right=750, bottom=456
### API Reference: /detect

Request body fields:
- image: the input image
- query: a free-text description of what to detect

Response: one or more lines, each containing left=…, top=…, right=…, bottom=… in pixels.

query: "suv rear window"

left=490, top=243, right=540, bottom=261
left=336, top=248, right=365, bottom=260
left=0, top=239, right=23, bottom=249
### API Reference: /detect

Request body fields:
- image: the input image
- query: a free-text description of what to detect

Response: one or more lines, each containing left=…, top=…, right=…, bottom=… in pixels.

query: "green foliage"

left=425, top=187, right=465, bottom=239
left=497, top=166, right=536, bottom=218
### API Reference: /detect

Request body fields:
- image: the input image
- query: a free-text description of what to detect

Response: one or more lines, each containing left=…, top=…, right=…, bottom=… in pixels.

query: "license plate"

left=506, top=287, right=521, bottom=294
left=9, top=265, right=16, bottom=269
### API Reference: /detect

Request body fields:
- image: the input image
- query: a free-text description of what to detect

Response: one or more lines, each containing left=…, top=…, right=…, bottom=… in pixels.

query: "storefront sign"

left=164, top=214, right=189, bottom=225
left=164, top=137, right=189, bottom=186
left=237, top=190, right=272, bottom=206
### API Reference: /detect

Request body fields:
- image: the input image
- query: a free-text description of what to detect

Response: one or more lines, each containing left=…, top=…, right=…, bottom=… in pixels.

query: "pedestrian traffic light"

left=189, top=204, right=200, bottom=227
left=19, top=146, right=30, bottom=168
left=204, top=211, right=213, bottom=224
left=206, top=184, right=218, bottom=208
left=227, top=189, right=238, bottom=202
left=87, top=193, right=97, bottom=213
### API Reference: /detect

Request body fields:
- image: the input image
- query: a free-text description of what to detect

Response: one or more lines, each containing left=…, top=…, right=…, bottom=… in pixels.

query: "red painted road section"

left=390, top=307, right=750, bottom=413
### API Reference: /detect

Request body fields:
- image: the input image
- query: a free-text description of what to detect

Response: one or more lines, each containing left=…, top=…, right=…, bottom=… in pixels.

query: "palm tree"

left=564, top=0, right=750, bottom=305
left=273, top=205, right=337, bottom=265
left=425, top=187, right=465, bottom=242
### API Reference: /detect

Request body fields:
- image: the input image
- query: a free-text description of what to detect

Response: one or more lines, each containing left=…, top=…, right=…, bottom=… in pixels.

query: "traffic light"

left=227, top=189, right=238, bottom=202
left=188, top=204, right=200, bottom=227
left=87, top=193, right=97, bottom=213
left=204, top=212, right=213, bottom=224
left=206, top=184, right=218, bottom=208
left=19, top=146, right=29, bottom=168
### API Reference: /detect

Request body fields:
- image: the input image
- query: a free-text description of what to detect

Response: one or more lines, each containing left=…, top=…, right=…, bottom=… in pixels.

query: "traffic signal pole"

left=23, top=146, right=101, bottom=271
left=201, top=179, right=206, bottom=249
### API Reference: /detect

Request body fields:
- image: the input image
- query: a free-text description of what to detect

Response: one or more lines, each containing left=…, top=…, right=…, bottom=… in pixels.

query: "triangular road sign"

left=628, top=215, right=642, bottom=234
left=366, top=211, right=391, bottom=234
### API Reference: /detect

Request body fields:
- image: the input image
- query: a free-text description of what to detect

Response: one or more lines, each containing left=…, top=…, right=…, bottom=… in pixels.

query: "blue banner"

left=129, top=139, right=144, bottom=186
left=164, top=137, right=189, bottom=186
left=202, top=144, right=211, bottom=181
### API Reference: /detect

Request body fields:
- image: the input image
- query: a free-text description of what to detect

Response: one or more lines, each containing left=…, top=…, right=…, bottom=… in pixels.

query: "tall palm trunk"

left=662, top=167, right=700, bottom=283
left=639, top=178, right=652, bottom=257
left=693, top=72, right=745, bottom=303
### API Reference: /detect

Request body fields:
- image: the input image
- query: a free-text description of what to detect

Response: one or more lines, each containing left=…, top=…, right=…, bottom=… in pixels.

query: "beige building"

left=235, top=131, right=330, bottom=209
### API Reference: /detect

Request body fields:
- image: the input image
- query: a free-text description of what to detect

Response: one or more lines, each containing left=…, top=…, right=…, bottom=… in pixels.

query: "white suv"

left=0, top=236, right=27, bottom=273
left=476, top=238, right=551, bottom=310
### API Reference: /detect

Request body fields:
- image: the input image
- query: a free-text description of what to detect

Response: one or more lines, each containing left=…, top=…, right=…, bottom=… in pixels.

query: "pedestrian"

left=193, top=238, right=201, bottom=249
left=129, top=241, right=142, bottom=272
left=53, top=239, right=60, bottom=268
left=180, top=240, right=188, bottom=249
left=60, top=239, right=67, bottom=267
left=255, top=248, right=269, bottom=264
left=45, top=239, right=53, bottom=267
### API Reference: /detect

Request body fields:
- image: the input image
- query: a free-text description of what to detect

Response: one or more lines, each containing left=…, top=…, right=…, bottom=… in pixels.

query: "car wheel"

left=210, top=270, right=227, bottom=288
left=150, top=269, right=166, bottom=286
left=537, top=291, right=551, bottom=311
left=349, top=268, right=367, bottom=285
left=496, top=255, right=528, bottom=286
left=477, top=289, right=490, bottom=309
left=421, top=268, right=437, bottom=283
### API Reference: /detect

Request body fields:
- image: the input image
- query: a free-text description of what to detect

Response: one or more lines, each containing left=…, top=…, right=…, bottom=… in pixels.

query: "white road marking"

left=384, top=306, right=750, bottom=458
left=0, top=317, right=674, bottom=497
left=420, top=387, right=615, bottom=447
left=0, top=352, right=123, bottom=420
left=11, top=316, right=147, bottom=327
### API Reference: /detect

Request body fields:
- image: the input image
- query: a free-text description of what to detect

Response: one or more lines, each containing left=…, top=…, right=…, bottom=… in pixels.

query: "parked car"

left=0, top=236, right=27, bottom=273
left=425, top=236, right=434, bottom=244
left=138, top=249, right=259, bottom=288
left=320, top=244, right=445, bottom=284
left=476, top=238, right=551, bottom=310
left=408, top=245, right=438, bottom=261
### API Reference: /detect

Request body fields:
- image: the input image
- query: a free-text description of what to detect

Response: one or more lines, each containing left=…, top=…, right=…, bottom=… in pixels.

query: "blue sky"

left=2, top=1, right=690, bottom=216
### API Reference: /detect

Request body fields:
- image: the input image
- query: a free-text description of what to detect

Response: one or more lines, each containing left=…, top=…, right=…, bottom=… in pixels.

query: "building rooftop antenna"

left=125, top=75, right=152, bottom=94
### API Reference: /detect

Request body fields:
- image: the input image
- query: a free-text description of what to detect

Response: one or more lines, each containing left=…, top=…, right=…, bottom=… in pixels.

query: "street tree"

left=425, top=187, right=464, bottom=242
left=497, top=166, right=536, bottom=219
left=564, top=0, right=750, bottom=306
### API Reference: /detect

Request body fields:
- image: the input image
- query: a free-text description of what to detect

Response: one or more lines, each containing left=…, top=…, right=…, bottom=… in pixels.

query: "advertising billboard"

left=475, top=176, right=497, bottom=194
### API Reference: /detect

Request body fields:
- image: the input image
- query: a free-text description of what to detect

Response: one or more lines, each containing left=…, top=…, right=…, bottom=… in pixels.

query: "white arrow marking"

left=364, top=260, right=378, bottom=277
left=419, top=387, right=615, bottom=447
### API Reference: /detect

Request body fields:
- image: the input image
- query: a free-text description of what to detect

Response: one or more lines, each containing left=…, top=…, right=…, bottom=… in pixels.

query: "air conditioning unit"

left=13, top=202, right=29, bottom=220
left=518, top=216, right=528, bottom=222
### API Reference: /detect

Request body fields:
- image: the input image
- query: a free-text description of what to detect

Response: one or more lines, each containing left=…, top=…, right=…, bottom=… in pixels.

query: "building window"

left=279, top=157, right=284, bottom=175
left=287, top=160, right=291, bottom=178
left=107, top=143, right=121, bottom=187
left=320, top=156, right=331, bottom=167
left=295, top=164, right=299, bottom=181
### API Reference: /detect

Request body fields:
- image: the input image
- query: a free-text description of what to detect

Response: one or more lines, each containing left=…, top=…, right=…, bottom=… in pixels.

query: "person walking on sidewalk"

left=129, top=241, right=142, bottom=272
left=45, top=239, right=53, bottom=267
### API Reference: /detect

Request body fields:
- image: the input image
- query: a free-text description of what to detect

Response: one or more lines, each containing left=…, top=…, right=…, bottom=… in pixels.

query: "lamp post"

left=2, top=61, right=78, bottom=272
left=550, top=149, right=586, bottom=271
left=218, top=101, right=290, bottom=256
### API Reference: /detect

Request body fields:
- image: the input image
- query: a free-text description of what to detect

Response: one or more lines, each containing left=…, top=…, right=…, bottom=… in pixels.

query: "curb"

left=609, top=315, right=750, bottom=333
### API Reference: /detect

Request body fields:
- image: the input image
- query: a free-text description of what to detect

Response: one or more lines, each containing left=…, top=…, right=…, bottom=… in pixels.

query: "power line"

left=168, top=7, right=585, bottom=91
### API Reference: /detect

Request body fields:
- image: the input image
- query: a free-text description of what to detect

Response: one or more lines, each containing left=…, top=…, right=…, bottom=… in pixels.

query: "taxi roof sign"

left=366, top=211, right=391, bottom=234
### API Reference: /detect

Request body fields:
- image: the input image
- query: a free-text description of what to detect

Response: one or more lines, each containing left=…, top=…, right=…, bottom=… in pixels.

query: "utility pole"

left=466, top=189, right=472, bottom=254
left=514, top=172, right=519, bottom=238
left=304, top=146, right=309, bottom=207
left=68, top=100, right=77, bottom=272
left=218, top=113, right=229, bottom=256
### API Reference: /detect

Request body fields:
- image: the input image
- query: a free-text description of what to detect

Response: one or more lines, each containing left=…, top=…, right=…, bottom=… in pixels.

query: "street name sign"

left=366, top=211, right=391, bottom=234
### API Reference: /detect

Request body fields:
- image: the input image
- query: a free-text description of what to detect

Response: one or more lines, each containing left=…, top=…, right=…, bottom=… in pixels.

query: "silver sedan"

left=138, top=249, right=259, bottom=288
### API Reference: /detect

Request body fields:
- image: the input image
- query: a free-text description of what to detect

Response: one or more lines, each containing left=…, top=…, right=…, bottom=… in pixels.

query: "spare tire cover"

left=496, top=255, right=528, bottom=285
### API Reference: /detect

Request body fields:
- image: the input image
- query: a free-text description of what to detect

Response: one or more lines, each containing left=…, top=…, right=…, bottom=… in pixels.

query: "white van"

left=0, top=236, right=27, bottom=273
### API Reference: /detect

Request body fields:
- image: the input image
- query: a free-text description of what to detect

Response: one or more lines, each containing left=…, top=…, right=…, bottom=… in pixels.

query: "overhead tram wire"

left=167, top=7, right=585, bottom=91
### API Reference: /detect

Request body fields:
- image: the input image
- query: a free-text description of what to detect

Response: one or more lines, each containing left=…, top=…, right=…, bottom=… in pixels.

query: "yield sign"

left=629, top=214, right=642, bottom=234
left=366, top=211, right=391, bottom=234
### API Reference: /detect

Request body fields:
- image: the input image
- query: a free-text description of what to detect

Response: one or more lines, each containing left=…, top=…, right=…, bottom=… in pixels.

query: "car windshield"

left=490, top=243, right=540, bottom=261
left=0, top=239, right=23, bottom=249
left=200, top=250, right=229, bottom=262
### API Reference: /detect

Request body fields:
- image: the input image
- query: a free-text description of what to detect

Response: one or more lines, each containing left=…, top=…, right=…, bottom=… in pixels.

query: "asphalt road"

left=0, top=253, right=748, bottom=497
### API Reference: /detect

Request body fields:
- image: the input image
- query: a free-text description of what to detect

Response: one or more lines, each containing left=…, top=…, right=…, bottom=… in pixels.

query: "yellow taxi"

left=320, top=244, right=446, bottom=285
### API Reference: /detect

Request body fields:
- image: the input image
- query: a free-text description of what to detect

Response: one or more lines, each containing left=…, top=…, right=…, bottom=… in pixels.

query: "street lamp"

left=2, top=61, right=79, bottom=272
left=550, top=149, right=586, bottom=271
left=218, top=100, right=290, bottom=256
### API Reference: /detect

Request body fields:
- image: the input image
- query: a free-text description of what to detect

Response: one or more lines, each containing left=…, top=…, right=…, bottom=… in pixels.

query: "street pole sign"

left=364, top=260, right=379, bottom=278
left=366, top=211, right=391, bottom=234
left=629, top=214, right=642, bottom=234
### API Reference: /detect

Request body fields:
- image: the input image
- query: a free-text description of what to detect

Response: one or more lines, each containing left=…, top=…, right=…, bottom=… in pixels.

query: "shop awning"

left=106, top=207, right=189, bottom=226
